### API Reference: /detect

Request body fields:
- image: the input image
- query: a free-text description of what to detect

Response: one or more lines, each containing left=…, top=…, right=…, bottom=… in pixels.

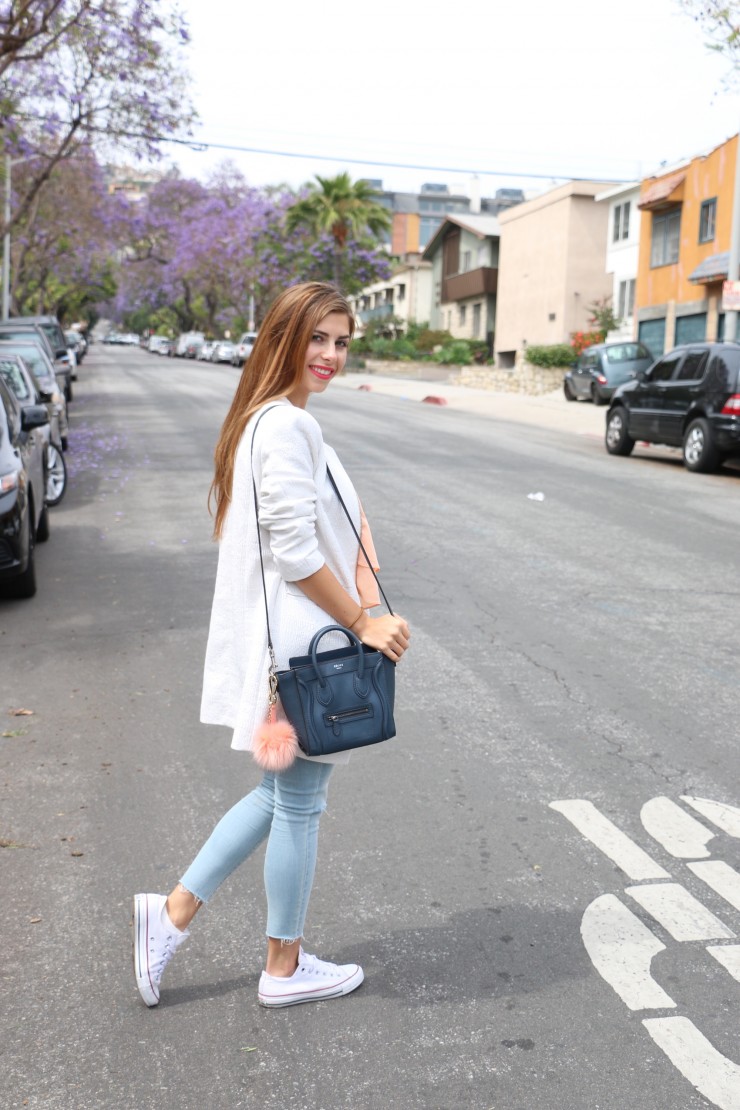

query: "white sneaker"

left=258, top=947, right=364, bottom=1008
left=133, top=893, right=189, bottom=1007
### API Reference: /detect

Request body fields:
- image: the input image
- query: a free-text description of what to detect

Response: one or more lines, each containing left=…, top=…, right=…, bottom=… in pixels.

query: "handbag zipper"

left=326, top=707, right=371, bottom=723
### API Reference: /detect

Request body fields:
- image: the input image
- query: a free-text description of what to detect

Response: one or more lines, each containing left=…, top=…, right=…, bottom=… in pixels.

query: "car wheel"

left=36, top=502, right=50, bottom=542
left=591, top=384, right=607, bottom=406
left=563, top=379, right=576, bottom=402
left=605, top=407, right=635, bottom=456
left=683, top=417, right=720, bottom=472
left=5, top=514, right=37, bottom=598
left=45, top=443, right=67, bottom=506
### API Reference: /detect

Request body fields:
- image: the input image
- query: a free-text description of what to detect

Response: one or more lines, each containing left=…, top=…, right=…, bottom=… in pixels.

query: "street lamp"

left=2, top=152, right=44, bottom=322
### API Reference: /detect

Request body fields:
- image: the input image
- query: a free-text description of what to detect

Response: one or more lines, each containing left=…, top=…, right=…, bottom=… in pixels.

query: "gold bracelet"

left=347, top=606, right=364, bottom=631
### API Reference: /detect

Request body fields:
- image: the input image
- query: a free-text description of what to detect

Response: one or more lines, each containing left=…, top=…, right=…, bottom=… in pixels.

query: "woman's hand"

left=353, top=611, right=410, bottom=662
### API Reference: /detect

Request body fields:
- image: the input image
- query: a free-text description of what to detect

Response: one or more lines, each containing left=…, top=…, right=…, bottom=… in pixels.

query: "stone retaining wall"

left=356, top=357, right=566, bottom=395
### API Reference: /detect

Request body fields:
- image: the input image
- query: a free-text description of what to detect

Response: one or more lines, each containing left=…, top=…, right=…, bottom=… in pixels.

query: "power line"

left=157, top=134, right=633, bottom=184
left=16, top=115, right=634, bottom=183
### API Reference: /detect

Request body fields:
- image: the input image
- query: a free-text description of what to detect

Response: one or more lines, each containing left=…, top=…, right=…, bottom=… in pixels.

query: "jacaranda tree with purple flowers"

left=1, top=0, right=194, bottom=237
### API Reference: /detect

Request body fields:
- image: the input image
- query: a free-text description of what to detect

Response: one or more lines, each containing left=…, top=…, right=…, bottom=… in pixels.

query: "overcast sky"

left=168, top=0, right=740, bottom=199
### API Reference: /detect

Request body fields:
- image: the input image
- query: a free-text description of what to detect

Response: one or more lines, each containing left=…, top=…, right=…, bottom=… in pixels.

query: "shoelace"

left=299, top=952, right=339, bottom=978
left=150, top=933, right=175, bottom=982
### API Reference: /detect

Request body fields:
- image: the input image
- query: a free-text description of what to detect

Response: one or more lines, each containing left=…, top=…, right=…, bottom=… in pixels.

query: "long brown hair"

left=209, top=281, right=355, bottom=538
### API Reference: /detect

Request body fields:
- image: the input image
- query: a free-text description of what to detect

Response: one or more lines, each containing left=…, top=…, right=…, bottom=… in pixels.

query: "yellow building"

left=635, top=134, right=737, bottom=356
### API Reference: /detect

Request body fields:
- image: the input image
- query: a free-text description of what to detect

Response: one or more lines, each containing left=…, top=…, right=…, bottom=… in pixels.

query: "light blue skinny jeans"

left=179, top=757, right=334, bottom=941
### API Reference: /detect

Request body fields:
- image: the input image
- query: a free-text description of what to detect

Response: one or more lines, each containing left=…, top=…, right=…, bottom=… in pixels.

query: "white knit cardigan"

left=200, top=399, right=363, bottom=763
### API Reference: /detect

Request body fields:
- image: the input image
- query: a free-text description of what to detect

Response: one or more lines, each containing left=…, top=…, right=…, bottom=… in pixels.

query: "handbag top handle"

left=249, top=404, right=394, bottom=671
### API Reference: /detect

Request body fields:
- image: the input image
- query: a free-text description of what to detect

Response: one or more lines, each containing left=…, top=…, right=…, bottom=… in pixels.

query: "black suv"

left=605, top=342, right=740, bottom=472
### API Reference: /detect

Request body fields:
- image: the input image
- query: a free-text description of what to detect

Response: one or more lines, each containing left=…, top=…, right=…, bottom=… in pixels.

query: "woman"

left=133, top=282, right=410, bottom=1009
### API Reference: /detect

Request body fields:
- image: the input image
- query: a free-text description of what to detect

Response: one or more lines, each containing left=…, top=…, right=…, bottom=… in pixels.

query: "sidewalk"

left=333, top=370, right=606, bottom=439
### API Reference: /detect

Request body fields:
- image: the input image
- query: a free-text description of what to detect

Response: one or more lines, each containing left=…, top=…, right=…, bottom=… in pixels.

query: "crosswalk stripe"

left=682, top=797, right=740, bottom=838
left=688, top=860, right=740, bottom=914
left=580, top=894, right=675, bottom=1011
left=626, top=883, right=735, bottom=942
left=550, top=800, right=670, bottom=880
left=643, top=1017, right=740, bottom=1110
left=640, top=796, right=714, bottom=858
left=706, top=945, right=740, bottom=983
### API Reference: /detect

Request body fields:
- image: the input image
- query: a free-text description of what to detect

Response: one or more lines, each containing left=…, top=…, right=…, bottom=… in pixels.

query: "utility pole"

left=2, top=155, right=10, bottom=322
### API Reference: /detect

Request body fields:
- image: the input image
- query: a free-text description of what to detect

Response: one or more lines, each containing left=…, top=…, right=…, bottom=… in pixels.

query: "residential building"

left=422, top=214, right=500, bottom=347
left=347, top=256, right=433, bottom=335
left=635, top=133, right=737, bottom=357
left=596, top=182, right=642, bottom=341
left=364, top=180, right=524, bottom=253
left=494, top=180, right=617, bottom=367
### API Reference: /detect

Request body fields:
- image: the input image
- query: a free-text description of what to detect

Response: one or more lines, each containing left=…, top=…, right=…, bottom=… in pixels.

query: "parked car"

left=147, top=335, right=171, bottom=354
left=605, top=342, right=740, bottom=472
left=0, top=323, right=73, bottom=402
left=184, top=337, right=203, bottom=359
left=65, top=330, right=86, bottom=364
left=564, top=341, right=654, bottom=405
left=231, top=331, right=258, bottom=366
left=11, top=314, right=77, bottom=379
left=198, top=340, right=217, bottom=361
left=0, top=355, right=67, bottom=506
left=211, top=340, right=235, bottom=364
left=175, top=331, right=205, bottom=357
left=0, top=375, right=50, bottom=599
left=0, top=341, right=69, bottom=449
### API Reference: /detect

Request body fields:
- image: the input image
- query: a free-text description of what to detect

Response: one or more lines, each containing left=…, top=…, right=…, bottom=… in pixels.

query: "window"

left=650, top=209, right=681, bottom=267
left=396, top=283, right=406, bottom=302
left=613, top=201, right=631, bottom=242
left=462, top=250, right=472, bottom=272
left=618, top=279, right=635, bottom=318
left=459, top=305, right=467, bottom=325
left=472, top=303, right=481, bottom=337
left=699, top=198, right=717, bottom=243
left=676, top=351, right=708, bottom=381
left=650, top=352, right=681, bottom=381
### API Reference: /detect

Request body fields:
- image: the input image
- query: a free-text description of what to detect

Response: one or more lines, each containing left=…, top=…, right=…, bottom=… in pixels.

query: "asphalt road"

left=3, top=345, right=740, bottom=1110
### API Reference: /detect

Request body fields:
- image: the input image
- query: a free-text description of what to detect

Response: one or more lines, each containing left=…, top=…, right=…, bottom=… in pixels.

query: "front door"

left=655, top=348, right=709, bottom=445
left=629, top=351, right=681, bottom=439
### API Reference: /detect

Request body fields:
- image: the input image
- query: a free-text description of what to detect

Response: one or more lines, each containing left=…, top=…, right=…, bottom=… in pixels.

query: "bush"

left=432, top=341, right=474, bottom=366
left=525, top=344, right=576, bottom=368
left=367, top=337, right=418, bottom=360
left=411, top=327, right=454, bottom=353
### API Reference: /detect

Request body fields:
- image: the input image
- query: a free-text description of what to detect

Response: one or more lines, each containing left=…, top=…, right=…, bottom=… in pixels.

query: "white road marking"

left=688, top=860, right=740, bottom=913
left=706, top=944, right=740, bottom=983
left=550, top=800, right=670, bottom=880
left=640, top=796, right=714, bottom=858
left=626, top=882, right=735, bottom=942
left=643, top=1017, right=740, bottom=1110
left=682, top=797, right=740, bottom=838
left=580, top=893, right=675, bottom=1011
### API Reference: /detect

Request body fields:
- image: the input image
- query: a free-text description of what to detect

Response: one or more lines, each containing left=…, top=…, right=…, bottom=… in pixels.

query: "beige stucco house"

left=347, top=256, right=433, bottom=336
left=422, top=214, right=500, bottom=349
left=494, top=181, right=617, bottom=367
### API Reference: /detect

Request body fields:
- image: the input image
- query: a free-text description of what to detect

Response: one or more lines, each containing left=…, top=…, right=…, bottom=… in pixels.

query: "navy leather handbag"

left=276, top=624, right=396, bottom=756
left=251, top=407, right=396, bottom=759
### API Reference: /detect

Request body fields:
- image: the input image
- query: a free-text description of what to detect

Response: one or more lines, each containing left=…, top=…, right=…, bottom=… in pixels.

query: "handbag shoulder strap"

left=326, top=466, right=393, bottom=616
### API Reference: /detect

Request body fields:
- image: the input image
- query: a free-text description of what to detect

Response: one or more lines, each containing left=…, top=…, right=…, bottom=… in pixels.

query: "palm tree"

left=286, top=172, right=391, bottom=288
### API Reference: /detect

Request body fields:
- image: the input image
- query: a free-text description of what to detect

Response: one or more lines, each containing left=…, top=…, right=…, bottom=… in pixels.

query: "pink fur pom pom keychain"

left=252, top=669, right=299, bottom=772
left=253, top=715, right=299, bottom=772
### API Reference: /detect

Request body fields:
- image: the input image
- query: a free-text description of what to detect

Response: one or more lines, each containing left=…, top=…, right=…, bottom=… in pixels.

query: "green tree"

left=587, top=295, right=620, bottom=335
left=285, top=172, right=391, bottom=288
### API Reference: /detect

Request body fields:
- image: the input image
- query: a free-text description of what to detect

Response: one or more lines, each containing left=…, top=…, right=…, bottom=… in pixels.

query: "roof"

left=422, top=213, right=500, bottom=258
left=638, top=172, right=686, bottom=210
left=595, top=182, right=640, bottom=203
left=688, top=251, right=729, bottom=284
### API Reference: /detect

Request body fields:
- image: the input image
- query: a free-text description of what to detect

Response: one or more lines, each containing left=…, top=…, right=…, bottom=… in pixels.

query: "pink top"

left=356, top=504, right=380, bottom=608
